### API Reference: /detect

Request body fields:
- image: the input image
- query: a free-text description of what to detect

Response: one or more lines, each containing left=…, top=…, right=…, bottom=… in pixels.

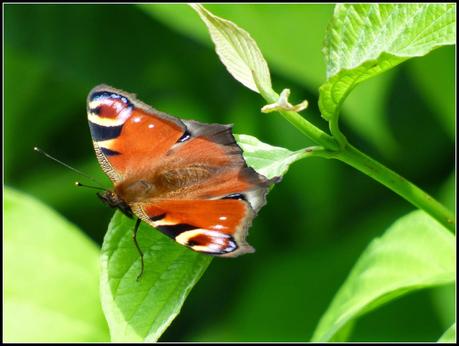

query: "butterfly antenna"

left=34, top=147, right=108, bottom=189
left=75, top=181, right=106, bottom=191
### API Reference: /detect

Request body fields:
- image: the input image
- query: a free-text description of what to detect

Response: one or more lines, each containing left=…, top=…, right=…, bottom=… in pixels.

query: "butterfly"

left=87, top=85, right=277, bottom=276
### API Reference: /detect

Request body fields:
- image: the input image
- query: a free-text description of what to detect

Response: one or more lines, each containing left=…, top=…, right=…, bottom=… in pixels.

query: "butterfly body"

left=88, top=85, right=276, bottom=257
left=97, top=190, right=133, bottom=218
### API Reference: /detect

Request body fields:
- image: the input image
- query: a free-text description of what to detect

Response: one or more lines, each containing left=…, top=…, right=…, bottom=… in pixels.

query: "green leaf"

left=235, top=134, right=309, bottom=179
left=312, top=210, right=456, bottom=342
left=4, top=187, right=108, bottom=342
left=438, top=323, right=456, bottom=343
left=100, top=211, right=212, bottom=342
left=190, top=4, right=272, bottom=95
left=319, top=4, right=456, bottom=123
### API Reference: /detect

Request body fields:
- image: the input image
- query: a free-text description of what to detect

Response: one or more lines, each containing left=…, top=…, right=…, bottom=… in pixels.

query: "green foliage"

left=144, top=4, right=452, bottom=156
left=319, top=4, right=455, bottom=130
left=312, top=210, right=455, bottom=341
left=4, top=187, right=109, bottom=342
left=4, top=3, right=455, bottom=343
left=100, top=212, right=212, bottom=342
left=438, top=323, right=456, bottom=343
left=190, top=4, right=455, bottom=342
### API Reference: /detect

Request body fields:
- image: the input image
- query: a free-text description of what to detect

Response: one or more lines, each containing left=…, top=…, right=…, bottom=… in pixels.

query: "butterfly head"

left=97, top=190, right=133, bottom=218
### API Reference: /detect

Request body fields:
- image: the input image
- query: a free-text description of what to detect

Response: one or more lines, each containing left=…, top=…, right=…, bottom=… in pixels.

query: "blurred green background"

left=4, top=4, right=455, bottom=342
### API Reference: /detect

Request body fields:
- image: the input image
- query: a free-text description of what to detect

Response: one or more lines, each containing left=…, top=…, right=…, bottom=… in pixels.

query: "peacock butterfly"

left=87, top=85, right=277, bottom=269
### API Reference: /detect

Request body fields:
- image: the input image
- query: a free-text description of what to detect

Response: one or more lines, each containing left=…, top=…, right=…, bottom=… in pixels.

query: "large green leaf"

left=319, top=4, right=456, bottom=123
left=312, top=210, right=456, bottom=342
left=100, top=211, right=212, bottom=342
left=4, top=187, right=108, bottom=342
left=438, top=323, right=456, bottom=343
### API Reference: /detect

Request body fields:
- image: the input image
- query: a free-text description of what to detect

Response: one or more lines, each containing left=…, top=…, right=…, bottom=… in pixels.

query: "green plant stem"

left=262, top=90, right=339, bottom=151
left=336, top=144, right=455, bottom=232
left=329, top=119, right=348, bottom=149
left=278, top=109, right=339, bottom=150
left=261, top=90, right=455, bottom=233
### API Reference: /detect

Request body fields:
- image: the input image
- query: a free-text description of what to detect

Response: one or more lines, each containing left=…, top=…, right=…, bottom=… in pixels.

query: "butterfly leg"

left=132, top=218, right=144, bottom=281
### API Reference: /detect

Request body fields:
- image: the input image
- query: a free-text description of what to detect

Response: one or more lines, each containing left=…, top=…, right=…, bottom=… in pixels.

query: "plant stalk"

left=261, top=89, right=339, bottom=151
left=261, top=90, right=455, bottom=233
left=336, top=144, right=455, bottom=232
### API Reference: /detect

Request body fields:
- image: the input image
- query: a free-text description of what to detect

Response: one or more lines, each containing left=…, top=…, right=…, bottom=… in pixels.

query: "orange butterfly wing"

left=87, top=85, right=185, bottom=183
left=87, top=85, right=276, bottom=256
left=134, top=199, right=255, bottom=256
